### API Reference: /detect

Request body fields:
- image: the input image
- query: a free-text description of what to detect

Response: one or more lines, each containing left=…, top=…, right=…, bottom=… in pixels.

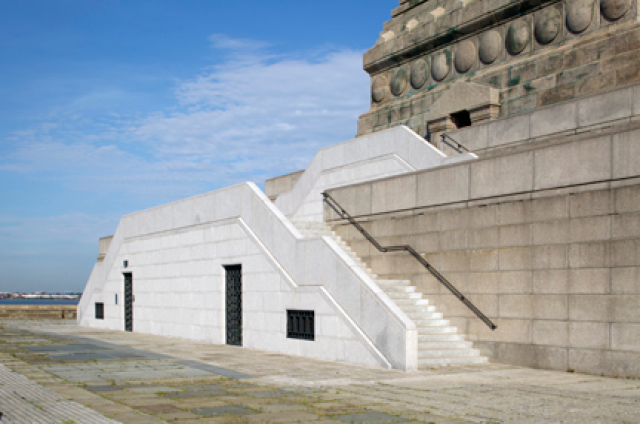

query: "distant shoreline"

left=0, top=299, right=79, bottom=305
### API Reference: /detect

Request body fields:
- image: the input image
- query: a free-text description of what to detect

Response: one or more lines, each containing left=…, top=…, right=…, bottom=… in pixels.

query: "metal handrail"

left=322, top=191, right=497, bottom=330
left=441, top=133, right=471, bottom=154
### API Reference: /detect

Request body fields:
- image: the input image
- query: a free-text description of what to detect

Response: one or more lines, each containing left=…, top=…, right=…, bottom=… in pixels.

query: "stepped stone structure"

left=80, top=0, right=640, bottom=377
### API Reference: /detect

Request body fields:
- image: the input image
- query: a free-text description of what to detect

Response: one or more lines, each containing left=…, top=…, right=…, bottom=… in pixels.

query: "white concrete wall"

left=275, top=125, right=476, bottom=221
left=79, top=183, right=417, bottom=370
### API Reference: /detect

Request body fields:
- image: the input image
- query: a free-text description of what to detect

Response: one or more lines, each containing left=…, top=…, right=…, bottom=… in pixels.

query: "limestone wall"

left=327, top=87, right=640, bottom=377
left=0, top=305, right=77, bottom=320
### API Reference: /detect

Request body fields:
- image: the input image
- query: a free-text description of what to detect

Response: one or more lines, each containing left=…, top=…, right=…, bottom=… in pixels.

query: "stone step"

left=419, top=340, right=473, bottom=349
left=376, top=280, right=412, bottom=286
left=418, top=348, right=482, bottom=358
left=416, top=325, right=459, bottom=334
left=398, top=305, right=437, bottom=313
left=394, top=298, right=430, bottom=306
left=380, top=286, right=416, bottom=293
left=414, top=319, right=450, bottom=327
left=418, top=333, right=466, bottom=342
left=419, top=356, right=488, bottom=367
left=385, top=292, right=423, bottom=299
left=405, top=311, right=443, bottom=320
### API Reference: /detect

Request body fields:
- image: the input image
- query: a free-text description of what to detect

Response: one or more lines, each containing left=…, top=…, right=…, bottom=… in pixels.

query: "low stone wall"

left=0, top=305, right=77, bottom=320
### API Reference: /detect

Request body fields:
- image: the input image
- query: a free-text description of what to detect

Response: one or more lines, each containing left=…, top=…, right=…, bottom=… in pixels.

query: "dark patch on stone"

left=137, top=404, right=185, bottom=414
left=86, top=385, right=123, bottom=392
left=539, top=85, right=575, bottom=106
left=333, top=412, right=408, bottom=423
left=191, top=405, right=257, bottom=417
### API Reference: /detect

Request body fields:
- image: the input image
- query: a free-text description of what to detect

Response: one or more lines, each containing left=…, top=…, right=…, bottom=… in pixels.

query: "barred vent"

left=287, top=310, right=314, bottom=340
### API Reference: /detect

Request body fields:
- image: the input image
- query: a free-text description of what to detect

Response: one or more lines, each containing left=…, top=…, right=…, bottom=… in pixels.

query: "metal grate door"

left=124, top=273, right=133, bottom=332
left=225, top=265, right=242, bottom=346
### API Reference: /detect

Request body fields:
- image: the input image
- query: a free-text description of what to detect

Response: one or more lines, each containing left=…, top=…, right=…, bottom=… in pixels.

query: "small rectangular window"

left=95, top=302, right=104, bottom=320
left=287, top=310, right=314, bottom=340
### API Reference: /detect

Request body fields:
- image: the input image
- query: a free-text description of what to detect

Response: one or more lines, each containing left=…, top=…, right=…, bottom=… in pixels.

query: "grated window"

left=287, top=310, right=314, bottom=340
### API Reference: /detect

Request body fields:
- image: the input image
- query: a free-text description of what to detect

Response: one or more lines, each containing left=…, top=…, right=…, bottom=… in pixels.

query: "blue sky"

left=0, top=1, right=395, bottom=292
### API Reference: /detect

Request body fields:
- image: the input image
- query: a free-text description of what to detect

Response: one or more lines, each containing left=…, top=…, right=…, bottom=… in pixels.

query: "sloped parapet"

left=79, top=183, right=418, bottom=370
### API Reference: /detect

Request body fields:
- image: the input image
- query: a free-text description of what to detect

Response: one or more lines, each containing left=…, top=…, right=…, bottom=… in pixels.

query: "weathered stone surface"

left=455, top=40, right=477, bottom=73
left=506, top=19, right=530, bottom=55
left=410, top=58, right=429, bottom=89
left=539, top=85, right=575, bottom=106
left=372, top=75, right=389, bottom=103
left=566, top=0, right=595, bottom=33
left=390, top=67, right=409, bottom=97
left=479, top=30, right=502, bottom=64
left=535, top=7, right=562, bottom=45
left=600, top=0, right=632, bottom=20
left=431, top=51, right=450, bottom=81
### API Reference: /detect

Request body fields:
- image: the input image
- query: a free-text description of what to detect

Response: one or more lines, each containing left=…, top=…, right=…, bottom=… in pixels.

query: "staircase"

left=292, top=220, right=488, bottom=367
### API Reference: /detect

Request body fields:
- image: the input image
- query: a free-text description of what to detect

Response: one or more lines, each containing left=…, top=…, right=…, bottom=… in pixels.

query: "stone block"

left=469, top=227, right=499, bottom=248
left=569, top=295, right=612, bottom=321
left=575, top=72, right=615, bottom=97
left=486, top=114, right=530, bottom=149
left=447, top=124, right=489, bottom=151
left=466, top=272, right=500, bottom=293
left=498, top=271, right=533, bottom=293
left=611, top=323, right=640, bottom=352
left=570, top=348, right=640, bottom=378
left=577, top=87, right=633, bottom=127
left=617, top=63, right=640, bottom=87
left=537, top=54, right=563, bottom=78
left=615, top=185, right=640, bottom=213
left=569, top=242, right=611, bottom=268
left=533, top=320, right=569, bottom=346
left=570, top=216, right=611, bottom=243
left=569, top=190, right=613, bottom=218
left=529, top=102, right=578, bottom=139
left=470, top=152, right=534, bottom=198
left=498, top=200, right=530, bottom=225
left=470, top=204, right=498, bottom=228
left=499, top=246, right=532, bottom=271
left=534, top=136, right=612, bottom=190
left=416, top=164, right=470, bottom=207
left=499, top=223, right=532, bottom=247
left=473, top=319, right=532, bottom=343
left=612, top=267, right=640, bottom=294
left=469, top=248, right=499, bottom=271
left=532, top=220, right=570, bottom=245
left=613, top=129, right=640, bottom=179
left=371, top=174, right=417, bottom=214
left=533, top=269, right=569, bottom=293
left=437, top=208, right=470, bottom=231
left=499, top=294, right=534, bottom=318
left=506, top=94, right=538, bottom=115
left=610, top=239, right=640, bottom=266
left=557, top=63, right=600, bottom=87
left=569, top=322, right=610, bottom=349
left=539, top=85, right=575, bottom=107
left=611, top=296, right=640, bottom=322
left=534, top=295, right=569, bottom=320
left=569, top=268, right=610, bottom=294
left=613, top=214, right=640, bottom=239
left=438, top=250, right=470, bottom=272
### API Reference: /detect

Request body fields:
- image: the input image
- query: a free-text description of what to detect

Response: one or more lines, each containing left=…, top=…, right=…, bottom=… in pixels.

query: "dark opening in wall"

left=287, top=310, right=314, bottom=340
left=95, top=302, right=104, bottom=320
left=451, top=110, right=472, bottom=129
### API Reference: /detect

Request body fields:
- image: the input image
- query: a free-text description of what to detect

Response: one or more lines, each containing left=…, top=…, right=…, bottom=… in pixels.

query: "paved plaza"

left=1, top=320, right=639, bottom=423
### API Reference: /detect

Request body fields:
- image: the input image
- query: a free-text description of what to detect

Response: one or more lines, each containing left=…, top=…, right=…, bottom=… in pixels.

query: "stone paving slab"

left=3, top=319, right=640, bottom=423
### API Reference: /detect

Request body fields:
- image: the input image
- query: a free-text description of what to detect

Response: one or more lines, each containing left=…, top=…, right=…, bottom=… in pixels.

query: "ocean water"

left=0, top=299, right=79, bottom=305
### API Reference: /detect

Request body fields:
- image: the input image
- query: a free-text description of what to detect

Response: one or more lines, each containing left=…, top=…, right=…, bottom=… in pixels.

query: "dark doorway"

left=450, top=110, right=472, bottom=129
left=225, top=265, right=242, bottom=346
left=124, top=273, right=133, bottom=332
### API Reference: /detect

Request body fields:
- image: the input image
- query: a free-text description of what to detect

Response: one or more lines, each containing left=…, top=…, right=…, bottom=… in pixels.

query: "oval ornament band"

left=390, top=68, right=409, bottom=96
left=455, top=41, right=477, bottom=73
left=479, top=30, right=502, bottom=64
left=600, top=0, right=632, bottom=20
left=506, top=20, right=530, bottom=55
left=431, top=52, right=450, bottom=81
left=566, top=0, right=595, bottom=33
left=410, top=59, right=429, bottom=89
left=371, top=75, right=389, bottom=103
left=535, top=7, right=562, bottom=44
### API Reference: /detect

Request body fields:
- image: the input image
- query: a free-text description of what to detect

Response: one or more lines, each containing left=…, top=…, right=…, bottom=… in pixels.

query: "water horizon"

left=0, top=299, right=79, bottom=305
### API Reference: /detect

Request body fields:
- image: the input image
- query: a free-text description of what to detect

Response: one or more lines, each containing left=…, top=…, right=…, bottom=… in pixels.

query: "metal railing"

left=441, top=133, right=471, bottom=154
left=322, top=192, right=497, bottom=330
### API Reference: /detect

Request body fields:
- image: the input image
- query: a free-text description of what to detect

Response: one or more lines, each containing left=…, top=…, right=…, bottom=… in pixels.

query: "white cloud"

left=1, top=37, right=370, bottom=199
